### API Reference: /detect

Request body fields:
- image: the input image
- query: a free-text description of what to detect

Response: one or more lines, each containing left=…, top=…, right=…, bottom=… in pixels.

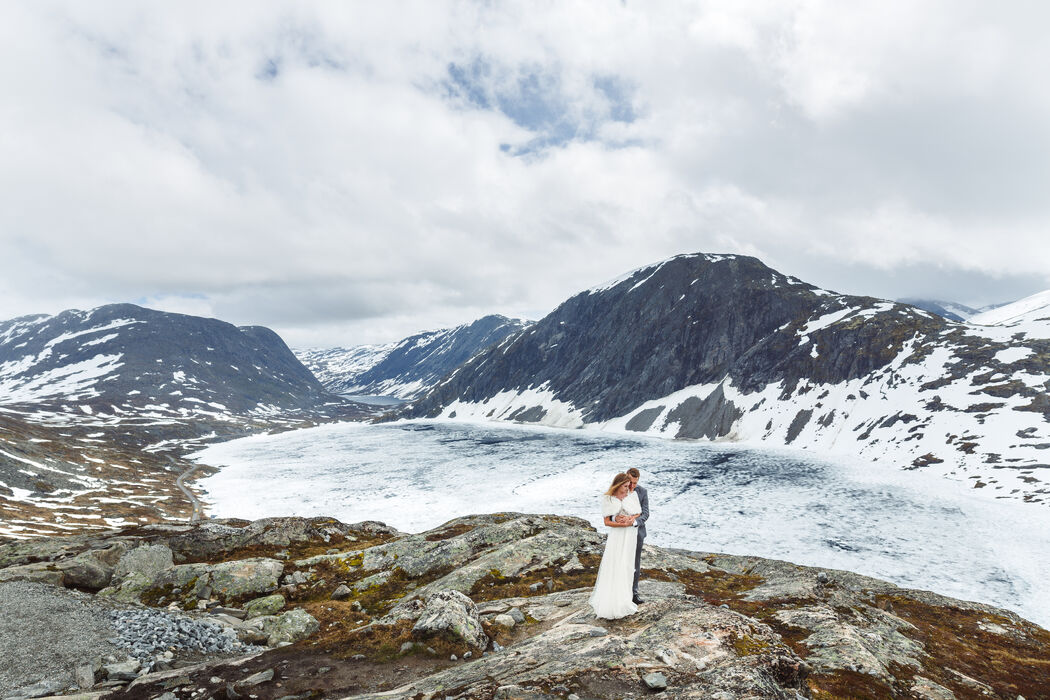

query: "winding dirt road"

left=174, top=461, right=205, bottom=521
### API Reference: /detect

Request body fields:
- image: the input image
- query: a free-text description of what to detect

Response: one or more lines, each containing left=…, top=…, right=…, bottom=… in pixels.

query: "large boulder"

left=112, top=544, right=173, bottom=582
left=55, top=546, right=127, bottom=591
left=244, top=594, right=286, bottom=619
left=208, top=558, right=284, bottom=599
left=262, top=609, right=319, bottom=646
left=412, top=590, right=489, bottom=650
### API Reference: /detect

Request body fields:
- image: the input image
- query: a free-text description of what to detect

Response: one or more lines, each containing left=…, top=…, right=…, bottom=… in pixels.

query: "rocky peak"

left=408, top=252, right=945, bottom=423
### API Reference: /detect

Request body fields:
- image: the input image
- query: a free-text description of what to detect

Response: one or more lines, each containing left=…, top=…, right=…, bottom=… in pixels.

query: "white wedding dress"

left=588, top=490, right=641, bottom=619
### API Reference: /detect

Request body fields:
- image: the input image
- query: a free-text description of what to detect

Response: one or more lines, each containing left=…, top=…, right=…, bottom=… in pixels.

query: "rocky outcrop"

left=411, top=590, right=489, bottom=650
left=1, top=514, right=1047, bottom=699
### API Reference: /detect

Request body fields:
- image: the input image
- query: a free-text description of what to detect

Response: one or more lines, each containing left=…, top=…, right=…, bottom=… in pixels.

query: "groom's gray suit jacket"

left=634, top=485, right=649, bottom=540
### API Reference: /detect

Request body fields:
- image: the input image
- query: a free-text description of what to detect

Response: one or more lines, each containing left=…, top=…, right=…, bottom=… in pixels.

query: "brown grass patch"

left=468, top=554, right=601, bottom=602
left=876, top=594, right=1050, bottom=699
left=318, top=619, right=474, bottom=662
left=424, top=522, right=476, bottom=541
left=807, top=668, right=898, bottom=700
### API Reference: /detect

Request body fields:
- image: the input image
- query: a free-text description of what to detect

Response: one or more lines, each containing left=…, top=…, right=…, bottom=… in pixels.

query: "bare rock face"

left=2, top=513, right=1049, bottom=699
left=112, top=543, right=174, bottom=582
left=412, top=590, right=489, bottom=650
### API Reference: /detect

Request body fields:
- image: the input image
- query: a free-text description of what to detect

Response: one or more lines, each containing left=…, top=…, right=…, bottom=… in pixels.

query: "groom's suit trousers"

left=632, top=485, right=650, bottom=597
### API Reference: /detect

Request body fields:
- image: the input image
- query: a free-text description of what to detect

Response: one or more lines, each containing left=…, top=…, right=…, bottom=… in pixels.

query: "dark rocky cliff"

left=407, top=254, right=946, bottom=423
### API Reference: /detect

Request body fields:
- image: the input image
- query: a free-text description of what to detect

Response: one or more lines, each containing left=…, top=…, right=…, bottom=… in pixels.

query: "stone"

left=75, top=663, right=95, bottom=689
left=560, top=554, right=584, bottom=573
left=642, top=671, right=668, bottom=690
left=207, top=558, right=284, bottom=599
left=211, top=606, right=247, bottom=619
left=235, top=615, right=274, bottom=644
left=412, top=590, right=489, bottom=650
left=112, top=544, right=174, bottom=582
left=263, top=609, right=320, bottom=646
left=507, top=607, right=526, bottom=624
left=236, top=668, right=275, bottom=688
left=910, top=676, right=958, bottom=700
left=8, top=677, right=69, bottom=698
left=103, top=659, right=141, bottom=681
left=330, top=584, right=352, bottom=600
left=353, top=570, right=392, bottom=591
left=244, top=593, right=286, bottom=619
left=493, top=614, right=516, bottom=628
left=56, top=550, right=118, bottom=591
left=0, top=563, right=65, bottom=586
left=400, top=641, right=415, bottom=654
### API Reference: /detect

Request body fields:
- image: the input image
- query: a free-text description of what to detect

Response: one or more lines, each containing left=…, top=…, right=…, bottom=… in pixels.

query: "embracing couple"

left=588, top=467, right=649, bottom=620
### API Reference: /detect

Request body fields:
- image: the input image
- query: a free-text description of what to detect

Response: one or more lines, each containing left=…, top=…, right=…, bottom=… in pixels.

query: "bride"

left=588, top=472, right=641, bottom=619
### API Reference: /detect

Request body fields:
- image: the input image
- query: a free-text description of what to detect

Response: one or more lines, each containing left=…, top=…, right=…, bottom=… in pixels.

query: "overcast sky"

left=2, top=2, right=1049, bottom=347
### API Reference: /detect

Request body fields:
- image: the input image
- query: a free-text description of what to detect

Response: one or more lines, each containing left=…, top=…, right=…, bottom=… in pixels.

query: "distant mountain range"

left=296, top=315, right=531, bottom=399
left=3, top=257, right=1048, bottom=540
left=403, top=253, right=1050, bottom=505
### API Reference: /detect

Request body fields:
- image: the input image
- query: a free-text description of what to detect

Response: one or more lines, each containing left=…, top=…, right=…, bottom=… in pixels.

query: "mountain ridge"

left=296, top=314, right=531, bottom=399
left=402, top=252, right=1050, bottom=505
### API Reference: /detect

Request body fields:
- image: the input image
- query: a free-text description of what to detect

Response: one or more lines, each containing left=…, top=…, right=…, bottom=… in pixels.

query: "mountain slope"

left=297, top=315, right=531, bottom=399
left=405, top=253, right=1050, bottom=505
left=0, top=303, right=331, bottom=415
left=896, top=298, right=976, bottom=322
left=0, top=303, right=365, bottom=537
left=969, top=289, right=1050, bottom=338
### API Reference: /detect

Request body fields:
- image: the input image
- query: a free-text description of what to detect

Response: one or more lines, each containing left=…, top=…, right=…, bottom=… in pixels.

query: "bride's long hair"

left=605, top=472, right=631, bottom=496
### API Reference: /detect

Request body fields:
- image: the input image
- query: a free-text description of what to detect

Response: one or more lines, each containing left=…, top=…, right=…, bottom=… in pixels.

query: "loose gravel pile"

left=0, top=581, right=119, bottom=697
left=108, top=608, right=260, bottom=670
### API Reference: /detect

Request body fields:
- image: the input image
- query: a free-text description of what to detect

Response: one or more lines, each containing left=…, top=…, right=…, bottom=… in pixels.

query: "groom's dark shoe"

left=632, top=595, right=645, bottom=604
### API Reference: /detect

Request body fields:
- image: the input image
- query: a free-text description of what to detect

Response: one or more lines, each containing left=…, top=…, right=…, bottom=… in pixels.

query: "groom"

left=621, top=467, right=649, bottom=604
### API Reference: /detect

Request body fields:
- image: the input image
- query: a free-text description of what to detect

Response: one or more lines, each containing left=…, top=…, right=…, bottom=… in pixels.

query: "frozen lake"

left=192, top=419, right=1050, bottom=627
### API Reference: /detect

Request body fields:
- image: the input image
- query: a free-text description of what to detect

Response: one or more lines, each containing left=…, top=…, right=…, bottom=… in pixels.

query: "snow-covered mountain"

left=896, top=298, right=977, bottom=322
left=0, top=304, right=365, bottom=538
left=295, top=343, right=398, bottom=394
left=296, top=315, right=531, bottom=399
left=405, top=253, right=1050, bottom=505
left=0, top=303, right=338, bottom=415
left=969, top=289, right=1050, bottom=338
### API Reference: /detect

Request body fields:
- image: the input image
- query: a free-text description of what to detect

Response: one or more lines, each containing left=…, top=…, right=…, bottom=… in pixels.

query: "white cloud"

left=1, top=1, right=1049, bottom=346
